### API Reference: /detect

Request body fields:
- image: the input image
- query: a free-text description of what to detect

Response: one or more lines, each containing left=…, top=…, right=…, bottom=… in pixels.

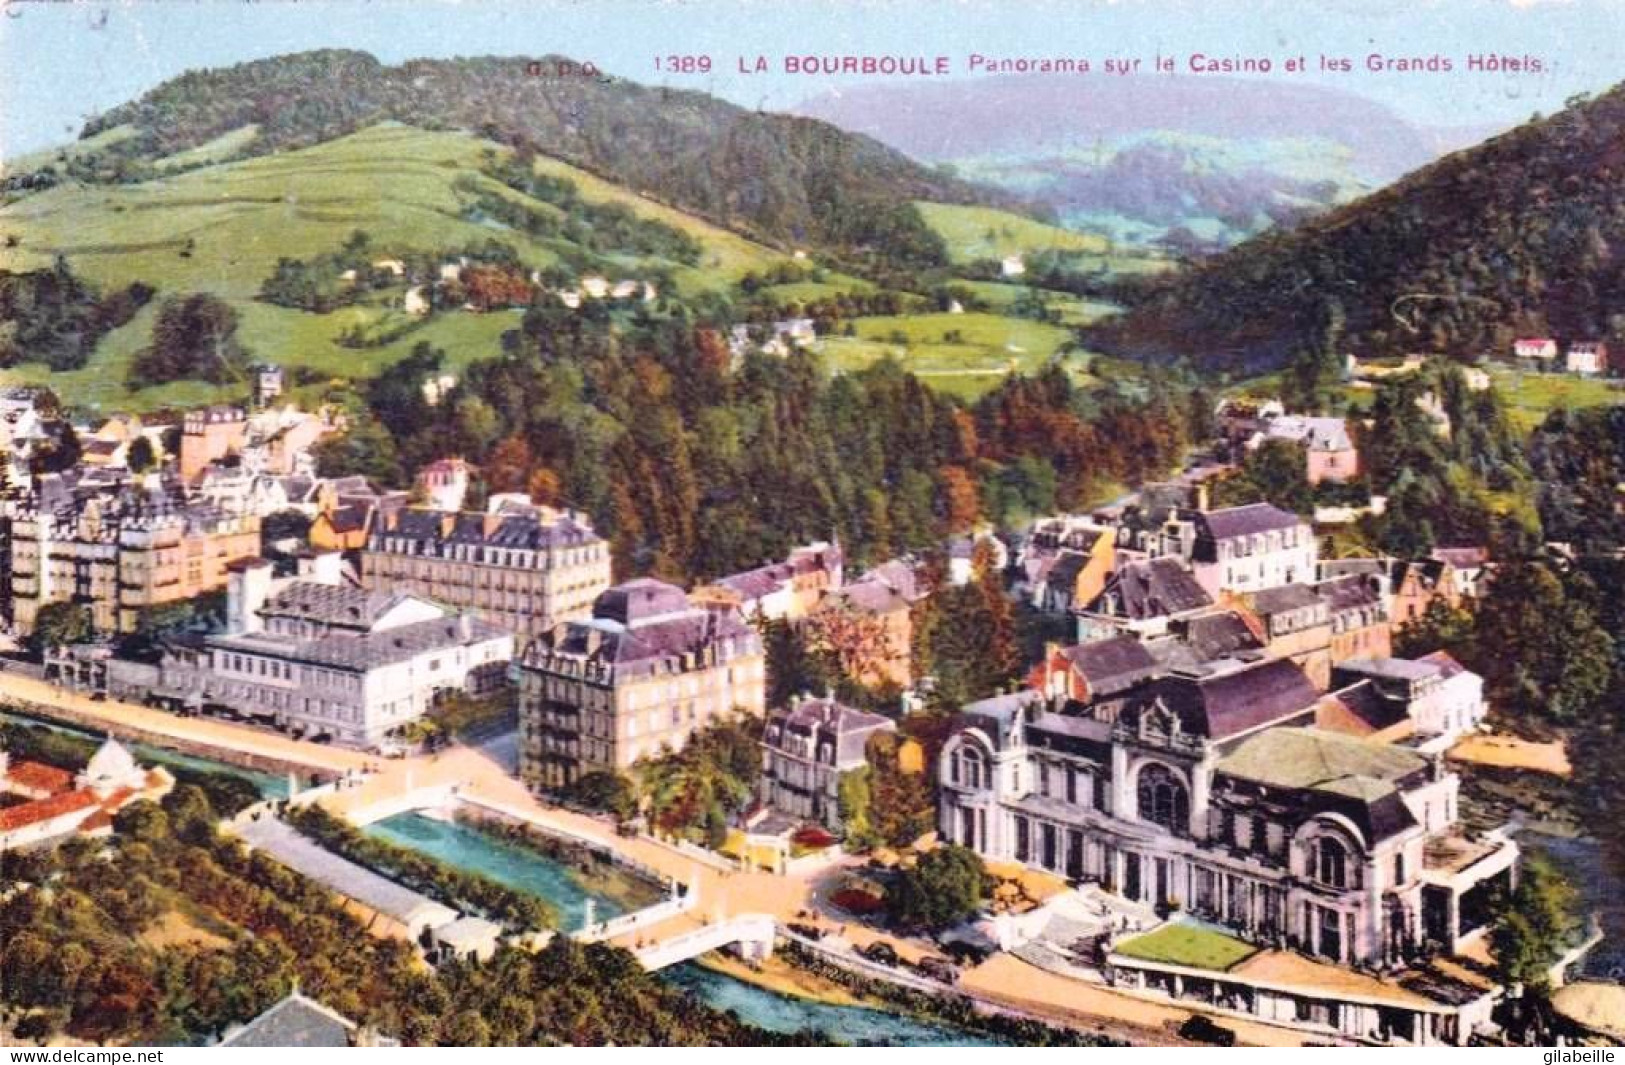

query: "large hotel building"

left=361, top=506, right=611, bottom=641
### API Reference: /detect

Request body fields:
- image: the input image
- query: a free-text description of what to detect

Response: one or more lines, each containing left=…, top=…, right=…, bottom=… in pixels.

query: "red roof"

left=5, top=760, right=74, bottom=795
left=0, top=789, right=99, bottom=832
left=80, top=809, right=116, bottom=833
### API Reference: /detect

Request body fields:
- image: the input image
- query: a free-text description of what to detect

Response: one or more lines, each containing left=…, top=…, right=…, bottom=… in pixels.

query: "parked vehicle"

left=915, top=956, right=959, bottom=984
left=1178, top=1015, right=1236, bottom=1046
left=857, top=941, right=899, bottom=967
left=942, top=940, right=989, bottom=966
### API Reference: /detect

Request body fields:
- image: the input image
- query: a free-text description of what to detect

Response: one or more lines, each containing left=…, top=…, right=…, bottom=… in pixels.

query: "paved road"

left=3, top=675, right=1315, bottom=1046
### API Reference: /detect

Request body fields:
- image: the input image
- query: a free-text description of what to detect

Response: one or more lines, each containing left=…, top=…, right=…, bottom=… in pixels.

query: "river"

left=2, top=709, right=994, bottom=1044
left=363, top=811, right=998, bottom=1045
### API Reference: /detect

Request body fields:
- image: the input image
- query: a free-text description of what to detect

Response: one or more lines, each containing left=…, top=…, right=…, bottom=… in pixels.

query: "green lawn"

left=759, top=274, right=876, bottom=304
left=916, top=202, right=1109, bottom=264
left=0, top=122, right=797, bottom=410
left=1113, top=920, right=1259, bottom=972
left=0, top=123, right=139, bottom=176
left=155, top=126, right=261, bottom=172
left=816, top=310, right=1095, bottom=399
left=4, top=299, right=525, bottom=415
left=957, top=281, right=1121, bottom=327
left=1489, top=366, right=1625, bottom=432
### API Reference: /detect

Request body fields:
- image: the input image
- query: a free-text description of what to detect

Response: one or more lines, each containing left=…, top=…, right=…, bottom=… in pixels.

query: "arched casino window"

left=1136, top=763, right=1189, bottom=835
left=1316, top=836, right=1348, bottom=888
left=961, top=747, right=985, bottom=790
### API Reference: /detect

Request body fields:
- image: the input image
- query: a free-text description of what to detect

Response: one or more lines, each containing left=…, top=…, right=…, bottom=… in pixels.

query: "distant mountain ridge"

left=1088, top=82, right=1625, bottom=373
left=796, top=74, right=1459, bottom=179
left=796, top=75, right=1500, bottom=248
left=64, top=49, right=1021, bottom=251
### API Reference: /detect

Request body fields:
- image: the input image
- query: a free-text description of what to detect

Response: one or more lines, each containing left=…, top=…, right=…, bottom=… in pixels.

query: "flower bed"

left=830, top=886, right=885, bottom=915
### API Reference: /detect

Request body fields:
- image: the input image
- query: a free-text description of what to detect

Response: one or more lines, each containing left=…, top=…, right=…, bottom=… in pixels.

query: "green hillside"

left=1093, top=81, right=1625, bottom=375
left=817, top=311, right=1091, bottom=399
left=0, top=124, right=795, bottom=411
left=916, top=202, right=1108, bottom=263
left=51, top=49, right=1021, bottom=252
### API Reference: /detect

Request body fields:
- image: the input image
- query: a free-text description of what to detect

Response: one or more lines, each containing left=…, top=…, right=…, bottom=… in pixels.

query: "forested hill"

left=65, top=49, right=1018, bottom=249
left=1089, top=82, right=1625, bottom=375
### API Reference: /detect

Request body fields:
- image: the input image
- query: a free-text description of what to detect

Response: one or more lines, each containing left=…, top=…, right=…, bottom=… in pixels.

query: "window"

left=1316, top=837, right=1348, bottom=888
left=1136, top=764, right=1189, bottom=835
left=962, top=748, right=986, bottom=790
left=1393, top=851, right=1406, bottom=885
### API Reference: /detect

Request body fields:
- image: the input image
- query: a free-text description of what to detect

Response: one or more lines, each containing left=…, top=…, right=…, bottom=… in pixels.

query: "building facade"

left=693, top=540, right=844, bottom=622
left=10, top=496, right=259, bottom=636
left=362, top=507, right=611, bottom=641
left=938, top=654, right=1514, bottom=973
left=1149, top=504, right=1318, bottom=600
left=1259, top=416, right=1360, bottom=485
left=179, top=406, right=248, bottom=485
left=758, top=694, right=894, bottom=832
left=518, top=579, right=765, bottom=790
left=198, top=561, right=513, bottom=747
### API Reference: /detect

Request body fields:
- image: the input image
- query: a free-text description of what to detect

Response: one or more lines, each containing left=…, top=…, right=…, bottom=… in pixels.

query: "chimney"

left=299, top=550, right=344, bottom=586
left=1195, top=481, right=1211, bottom=513
left=227, top=558, right=274, bottom=635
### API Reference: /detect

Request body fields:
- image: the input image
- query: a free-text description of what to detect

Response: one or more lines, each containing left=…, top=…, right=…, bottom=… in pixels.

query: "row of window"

left=371, top=540, right=605, bottom=570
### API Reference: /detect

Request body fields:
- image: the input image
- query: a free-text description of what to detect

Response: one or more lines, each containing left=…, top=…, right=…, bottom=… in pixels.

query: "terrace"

left=1112, top=918, right=1258, bottom=971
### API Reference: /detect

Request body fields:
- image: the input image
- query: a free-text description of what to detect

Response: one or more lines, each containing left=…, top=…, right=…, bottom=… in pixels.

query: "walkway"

left=4, top=679, right=1322, bottom=1044
left=0, top=673, right=368, bottom=777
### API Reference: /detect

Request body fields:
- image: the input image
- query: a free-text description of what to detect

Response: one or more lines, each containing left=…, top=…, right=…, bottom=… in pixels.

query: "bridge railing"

left=575, top=890, right=696, bottom=944
left=634, top=913, right=775, bottom=970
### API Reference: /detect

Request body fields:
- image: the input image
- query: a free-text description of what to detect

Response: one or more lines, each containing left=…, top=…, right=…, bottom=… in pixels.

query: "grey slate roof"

left=765, top=696, right=894, bottom=765
left=1124, top=657, right=1319, bottom=740
left=373, top=507, right=601, bottom=554
left=1195, top=503, right=1303, bottom=542
left=1214, top=726, right=1425, bottom=843
left=260, top=581, right=403, bottom=630
left=959, top=689, right=1042, bottom=747
left=218, top=992, right=357, bottom=1047
left=526, top=584, right=756, bottom=680
left=1251, top=582, right=1323, bottom=615
left=1062, top=636, right=1160, bottom=695
left=1313, top=573, right=1384, bottom=613
left=1176, top=611, right=1264, bottom=662
left=236, top=817, right=457, bottom=929
left=1043, top=550, right=1091, bottom=592
left=212, top=613, right=506, bottom=672
left=1419, top=650, right=1469, bottom=679
left=1320, top=679, right=1411, bottom=734
left=1338, top=657, right=1441, bottom=684
left=595, top=579, right=692, bottom=627
left=1263, top=415, right=1354, bottom=452
left=1089, top=557, right=1212, bottom=621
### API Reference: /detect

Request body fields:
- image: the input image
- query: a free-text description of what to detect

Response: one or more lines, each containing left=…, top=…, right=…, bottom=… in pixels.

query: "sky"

left=0, top=0, right=1619, bottom=158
